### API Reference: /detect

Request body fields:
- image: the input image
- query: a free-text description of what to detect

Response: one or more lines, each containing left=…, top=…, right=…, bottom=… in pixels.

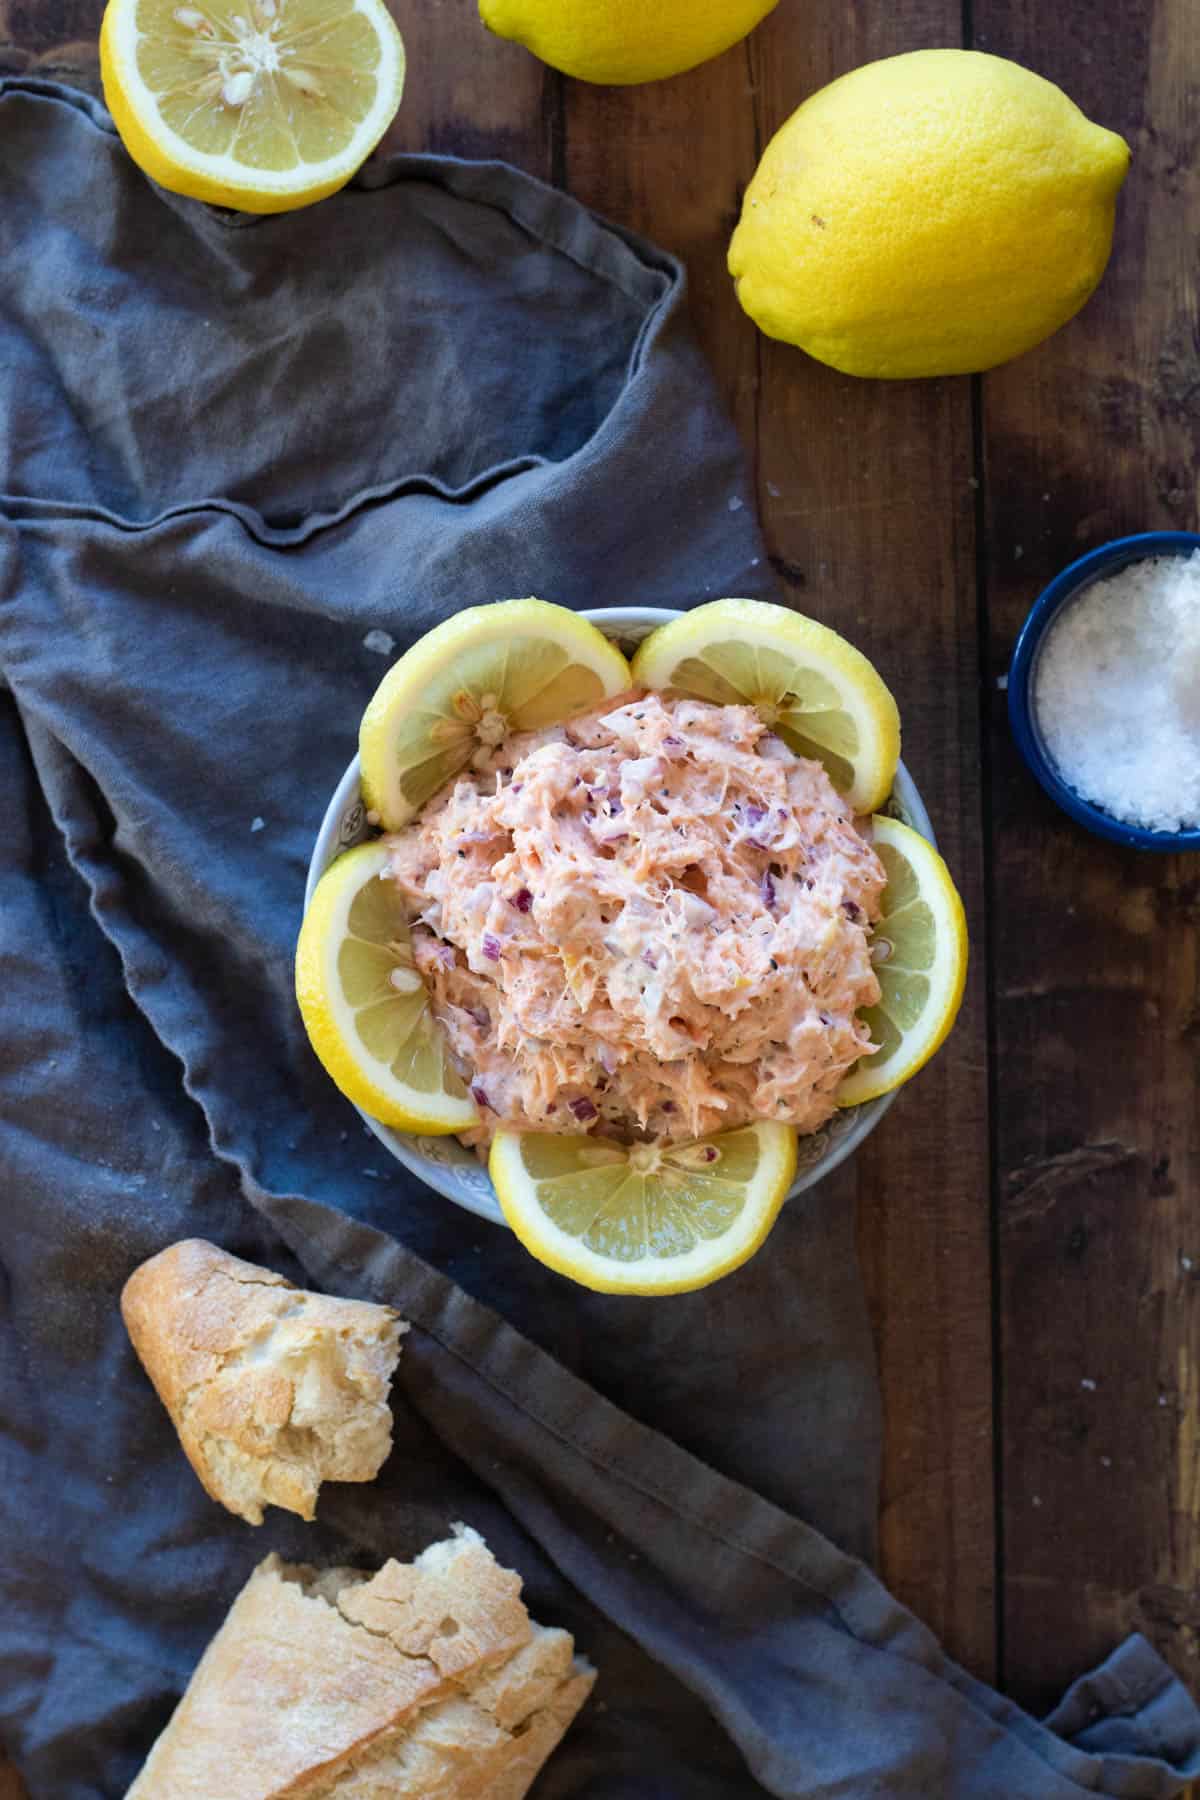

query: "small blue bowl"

left=1007, top=530, right=1200, bottom=853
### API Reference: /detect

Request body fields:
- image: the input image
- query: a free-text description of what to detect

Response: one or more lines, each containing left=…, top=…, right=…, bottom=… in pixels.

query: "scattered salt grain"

left=1034, top=551, right=1200, bottom=832
left=1080, top=1378, right=1097, bottom=1391
left=728, top=496, right=744, bottom=513
left=363, top=628, right=395, bottom=657
left=250, top=816, right=265, bottom=833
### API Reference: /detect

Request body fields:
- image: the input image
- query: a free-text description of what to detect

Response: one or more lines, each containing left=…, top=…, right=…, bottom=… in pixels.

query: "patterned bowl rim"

left=307, top=604, right=935, bottom=1226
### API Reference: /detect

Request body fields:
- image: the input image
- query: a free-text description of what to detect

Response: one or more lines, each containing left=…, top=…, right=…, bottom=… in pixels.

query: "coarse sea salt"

left=1034, top=550, right=1200, bottom=834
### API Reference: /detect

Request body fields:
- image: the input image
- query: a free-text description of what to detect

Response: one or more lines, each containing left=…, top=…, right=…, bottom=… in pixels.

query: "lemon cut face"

left=631, top=597, right=900, bottom=814
left=358, top=598, right=632, bottom=829
left=296, top=841, right=477, bottom=1133
left=490, top=1122, right=797, bottom=1294
left=101, top=0, right=405, bottom=212
left=836, top=815, right=968, bottom=1106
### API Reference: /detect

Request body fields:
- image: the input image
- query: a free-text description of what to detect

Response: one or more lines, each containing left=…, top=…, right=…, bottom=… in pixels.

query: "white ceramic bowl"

left=306, top=606, right=935, bottom=1225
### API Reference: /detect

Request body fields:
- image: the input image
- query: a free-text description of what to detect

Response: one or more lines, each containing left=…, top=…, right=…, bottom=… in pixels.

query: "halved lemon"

left=359, top=598, right=632, bottom=829
left=100, top=0, right=405, bottom=214
left=836, top=815, right=967, bottom=1107
left=295, top=841, right=477, bottom=1133
left=489, top=1122, right=797, bottom=1294
left=631, top=597, right=900, bottom=814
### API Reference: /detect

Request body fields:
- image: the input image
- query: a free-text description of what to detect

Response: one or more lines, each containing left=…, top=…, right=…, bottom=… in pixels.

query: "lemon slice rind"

left=630, top=596, right=900, bottom=814
left=100, top=0, right=405, bottom=213
left=359, top=597, right=632, bottom=830
left=296, top=840, right=477, bottom=1134
left=836, top=814, right=967, bottom=1107
left=489, top=1122, right=797, bottom=1294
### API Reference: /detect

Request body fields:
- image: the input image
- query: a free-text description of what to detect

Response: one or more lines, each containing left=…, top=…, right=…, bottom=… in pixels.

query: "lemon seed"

left=284, top=65, right=326, bottom=97
left=222, top=69, right=255, bottom=104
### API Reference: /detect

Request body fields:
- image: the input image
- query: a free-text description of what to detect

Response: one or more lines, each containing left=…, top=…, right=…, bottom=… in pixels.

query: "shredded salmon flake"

left=387, top=691, right=886, bottom=1149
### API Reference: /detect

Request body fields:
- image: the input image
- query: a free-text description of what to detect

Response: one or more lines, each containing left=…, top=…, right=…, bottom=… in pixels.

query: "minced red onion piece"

left=482, top=934, right=501, bottom=961
left=471, top=1085, right=494, bottom=1111
left=509, top=888, right=533, bottom=912
left=569, top=1097, right=598, bottom=1122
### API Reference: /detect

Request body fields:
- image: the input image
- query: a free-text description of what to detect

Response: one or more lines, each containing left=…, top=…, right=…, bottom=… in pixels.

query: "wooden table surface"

left=3, top=0, right=1198, bottom=1790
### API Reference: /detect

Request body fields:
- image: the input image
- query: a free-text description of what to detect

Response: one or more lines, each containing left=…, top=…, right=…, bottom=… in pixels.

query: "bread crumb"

left=363, top=628, right=396, bottom=656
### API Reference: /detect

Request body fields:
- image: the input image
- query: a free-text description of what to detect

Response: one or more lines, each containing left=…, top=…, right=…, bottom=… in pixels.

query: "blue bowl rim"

left=1007, top=530, right=1200, bottom=852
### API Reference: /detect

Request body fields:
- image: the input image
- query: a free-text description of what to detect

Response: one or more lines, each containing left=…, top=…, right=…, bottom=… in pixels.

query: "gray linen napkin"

left=2, top=76, right=1198, bottom=1800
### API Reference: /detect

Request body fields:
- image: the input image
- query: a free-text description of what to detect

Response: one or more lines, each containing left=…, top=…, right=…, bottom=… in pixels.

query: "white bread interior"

left=126, top=1525, right=595, bottom=1800
left=121, top=1239, right=406, bottom=1524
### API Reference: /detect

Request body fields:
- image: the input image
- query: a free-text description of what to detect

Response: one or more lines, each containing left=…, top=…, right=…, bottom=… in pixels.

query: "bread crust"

left=126, top=1531, right=594, bottom=1800
left=121, top=1240, right=404, bottom=1523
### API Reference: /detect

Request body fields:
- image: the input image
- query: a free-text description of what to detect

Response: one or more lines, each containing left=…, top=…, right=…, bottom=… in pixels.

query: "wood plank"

left=380, top=0, right=553, bottom=174
left=976, top=0, right=1200, bottom=1713
left=562, top=2, right=995, bottom=1676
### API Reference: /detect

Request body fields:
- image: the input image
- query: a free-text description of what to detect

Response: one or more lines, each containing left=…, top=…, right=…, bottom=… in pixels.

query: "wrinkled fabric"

left=1, top=77, right=1197, bottom=1800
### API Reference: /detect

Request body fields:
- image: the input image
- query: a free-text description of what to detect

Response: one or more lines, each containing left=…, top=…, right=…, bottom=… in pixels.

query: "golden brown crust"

left=126, top=1533, right=594, bottom=1800
left=121, top=1240, right=404, bottom=1524
left=336, top=1531, right=530, bottom=1681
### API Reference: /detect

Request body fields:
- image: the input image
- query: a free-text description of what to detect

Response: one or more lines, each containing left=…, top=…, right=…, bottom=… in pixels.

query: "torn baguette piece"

left=126, top=1525, right=595, bottom=1799
left=121, top=1238, right=405, bottom=1524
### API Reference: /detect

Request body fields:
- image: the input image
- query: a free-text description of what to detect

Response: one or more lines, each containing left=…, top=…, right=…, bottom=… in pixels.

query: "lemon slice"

left=489, top=1123, right=797, bottom=1294
left=295, top=841, right=477, bottom=1133
left=631, top=597, right=900, bottom=814
left=836, top=815, right=967, bottom=1106
left=100, top=0, right=405, bottom=214
left=359, top=598, right=633, bottom=829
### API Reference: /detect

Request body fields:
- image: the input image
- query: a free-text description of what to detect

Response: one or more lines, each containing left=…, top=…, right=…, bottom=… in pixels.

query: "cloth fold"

left=2, top=76, right=1198, bottom=1800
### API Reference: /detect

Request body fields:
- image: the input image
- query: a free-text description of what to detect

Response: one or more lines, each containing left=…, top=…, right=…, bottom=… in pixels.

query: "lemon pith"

left=100, top=0, right=405, bottom=212
left=479, top=0, right=778, bottom=85
left=490, top=1123, right=797, bottom=1293
left=728, top=49, right=1130, bottom=378
left=358, top=598, right=632, bottom=830
left=630, top=597, right=900, bottom=815
left=296, top=841, right=477, bottom=1133
left=836, top=816, right=968, bottom=1106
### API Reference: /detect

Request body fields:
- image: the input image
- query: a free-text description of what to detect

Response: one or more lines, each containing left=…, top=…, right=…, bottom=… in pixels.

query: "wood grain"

left=2, top=0, right=1198, bottom=1786
left=975, top=0, right=1200, bottom=1715
left=0, top=1760, right=26, bottom=1798
left=558, top=1, right=994, bottom=1675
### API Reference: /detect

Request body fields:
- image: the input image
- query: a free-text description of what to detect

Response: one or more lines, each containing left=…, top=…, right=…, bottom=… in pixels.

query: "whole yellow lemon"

left=480, top=0, right=778, bottom=84
left=728, top=49, right=1130, bottom=378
